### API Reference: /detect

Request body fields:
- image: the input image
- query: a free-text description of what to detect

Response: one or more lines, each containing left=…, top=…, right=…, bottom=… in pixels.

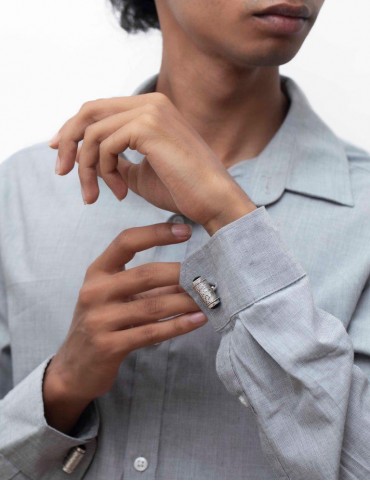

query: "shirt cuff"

left=0, top=356, right=99, bottom=480
left=180, top=206, right=306, bottom=332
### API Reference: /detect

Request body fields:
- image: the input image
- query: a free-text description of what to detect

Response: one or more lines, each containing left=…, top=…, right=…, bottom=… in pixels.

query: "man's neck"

left=155, top=39, right=288, bottom=169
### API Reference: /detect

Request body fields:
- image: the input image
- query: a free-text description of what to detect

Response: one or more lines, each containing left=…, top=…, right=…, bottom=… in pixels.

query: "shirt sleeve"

left=180, top=206, right=370, bottom=480
left=0, top=220, right=100, bottom=480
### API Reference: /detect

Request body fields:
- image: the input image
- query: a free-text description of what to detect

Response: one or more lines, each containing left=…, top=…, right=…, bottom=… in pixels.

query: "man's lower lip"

left=253, top=14, right=306, bottom=35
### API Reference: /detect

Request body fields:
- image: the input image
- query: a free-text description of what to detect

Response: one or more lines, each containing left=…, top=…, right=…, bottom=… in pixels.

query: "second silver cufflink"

left=62, top=445, right=86, bottom=474
left=192, top=276, right=221, bottom=309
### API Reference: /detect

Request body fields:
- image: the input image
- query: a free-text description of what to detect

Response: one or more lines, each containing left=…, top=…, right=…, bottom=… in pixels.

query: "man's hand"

left=43, top=223, right=207, bottom=434
left=49, top=92, right=256, bottom=235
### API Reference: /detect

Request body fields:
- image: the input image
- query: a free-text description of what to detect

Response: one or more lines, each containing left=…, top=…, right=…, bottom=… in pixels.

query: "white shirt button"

left=168, top=214, right=185, bottom=224
left=134, top=456, right=148, bottom=472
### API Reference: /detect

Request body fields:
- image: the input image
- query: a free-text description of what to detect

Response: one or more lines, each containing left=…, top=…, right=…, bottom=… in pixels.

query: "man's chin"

left=248, top=54, right=298, bottom=68
left=233, top=46, right=303, bottom=68
left=220, top=34, right=307, bottom=68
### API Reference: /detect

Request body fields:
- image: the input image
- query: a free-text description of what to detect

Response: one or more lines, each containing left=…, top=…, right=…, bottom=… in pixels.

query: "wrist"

left=203, top=190, right=257, bottom=236
left=43, top=359, right=93, bottom=434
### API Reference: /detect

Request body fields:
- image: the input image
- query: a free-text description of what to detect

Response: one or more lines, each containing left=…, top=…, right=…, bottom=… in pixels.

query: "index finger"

left=50, top=93, right=167, bottom=175
left=88, top=222, right=192, bottom=275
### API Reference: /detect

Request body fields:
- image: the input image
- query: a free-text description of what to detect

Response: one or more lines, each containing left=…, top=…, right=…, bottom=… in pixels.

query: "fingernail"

left=55, top=156, right=61, bottom=174
left=171, top=223, right=192, bottom=238
left=49, top=132, right=61, bottom=146
left=188, top=312, right=207, bottom=325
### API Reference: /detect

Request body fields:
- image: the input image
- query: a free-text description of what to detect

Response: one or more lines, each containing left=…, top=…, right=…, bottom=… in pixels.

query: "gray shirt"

left=1, top=74, right=370, bottom=480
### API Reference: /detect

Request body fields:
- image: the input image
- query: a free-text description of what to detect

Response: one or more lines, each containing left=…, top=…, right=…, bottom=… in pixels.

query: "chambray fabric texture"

left=1, top=73, right=370, bottom=479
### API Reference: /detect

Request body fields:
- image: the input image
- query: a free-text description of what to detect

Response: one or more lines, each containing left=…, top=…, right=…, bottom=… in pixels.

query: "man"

left=1, top=0, right=370, bottom=479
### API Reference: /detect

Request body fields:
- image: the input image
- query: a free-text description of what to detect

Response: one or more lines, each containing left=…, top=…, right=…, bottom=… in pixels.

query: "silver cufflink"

left=192, top=276, right=221, bottom=309
left=62, top=445, right=86, bottom=474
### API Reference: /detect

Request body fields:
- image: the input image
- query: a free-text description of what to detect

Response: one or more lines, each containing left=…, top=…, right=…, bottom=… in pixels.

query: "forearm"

left=217, top=283, right=356, bottom=479
left=180, top=206, right=370, bottom=479
left=0, top=357, right=99, bottom=479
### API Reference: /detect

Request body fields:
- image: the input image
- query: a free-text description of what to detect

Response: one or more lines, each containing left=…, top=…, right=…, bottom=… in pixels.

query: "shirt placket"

left=121, top=214, right=198, bottom=479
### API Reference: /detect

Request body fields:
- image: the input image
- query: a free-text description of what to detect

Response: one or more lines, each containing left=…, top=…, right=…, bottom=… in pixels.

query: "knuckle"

left=142, top=324, right=157, bottom=344
left=99, top=138, right=110, bottom=156
left=116, top=229, right=131, bottom=249
left=135, top=263, right=156, bottom=282
left=144, top=102, right=161, bottom=115
left=84, top=124, right=99, bottom=142
left=79, top=100, right=93, bottom=115
left=110, top=230, right=135, bottom=260
left=78, top=283, right=96, bottom=306
left=79, top=99, right=104, bottom=118
left=140, top=112, right=157, bottom=128
left=143, top=296, right=163, bottom=317
left=153, top=223, right=166, bottom=239
left=151, top=92, right=169, bottom=106
left=91, top=334, right=111, bottom=356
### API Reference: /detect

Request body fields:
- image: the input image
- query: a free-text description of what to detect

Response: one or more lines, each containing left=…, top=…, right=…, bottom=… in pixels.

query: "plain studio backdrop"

left=0, top=0, right=369, bottom=165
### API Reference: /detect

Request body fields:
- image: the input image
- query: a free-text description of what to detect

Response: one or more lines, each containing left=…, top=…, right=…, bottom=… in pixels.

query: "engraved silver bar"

left=192, top=276, right=221, bottom=309
left=62, top=445, right=86, bottom=474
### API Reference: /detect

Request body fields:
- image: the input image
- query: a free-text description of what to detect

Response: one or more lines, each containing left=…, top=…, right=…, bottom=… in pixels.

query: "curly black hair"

left=109, top=0, right=160, bottom=33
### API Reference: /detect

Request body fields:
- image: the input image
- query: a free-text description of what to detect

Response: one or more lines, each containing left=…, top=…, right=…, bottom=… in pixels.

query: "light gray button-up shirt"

left=1, top=73, right=370, bottom=480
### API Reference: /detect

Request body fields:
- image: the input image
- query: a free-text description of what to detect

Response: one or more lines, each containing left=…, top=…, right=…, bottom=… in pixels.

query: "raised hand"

left=49, top=92, right=256, bottom=235
left=43, top=222, right=207, bottom=434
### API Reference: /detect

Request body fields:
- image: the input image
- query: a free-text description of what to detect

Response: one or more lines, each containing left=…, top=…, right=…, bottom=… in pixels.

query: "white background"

left=0, top=0, right=369, bottom=164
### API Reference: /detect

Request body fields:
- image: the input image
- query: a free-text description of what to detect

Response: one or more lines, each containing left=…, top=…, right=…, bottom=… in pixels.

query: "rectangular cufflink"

left=192, top=276, right=221, bottom=309
left=62, top=445, right=86, bottom=474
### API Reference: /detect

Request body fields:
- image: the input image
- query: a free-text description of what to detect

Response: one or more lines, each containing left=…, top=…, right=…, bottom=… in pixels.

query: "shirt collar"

left=131, top=74, right=354, bottom=208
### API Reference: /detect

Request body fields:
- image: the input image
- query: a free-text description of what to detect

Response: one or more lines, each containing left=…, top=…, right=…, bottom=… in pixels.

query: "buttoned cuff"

left=0, top=356, right=99, bottom=480
left=180, top=206, right=306, bottom=332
